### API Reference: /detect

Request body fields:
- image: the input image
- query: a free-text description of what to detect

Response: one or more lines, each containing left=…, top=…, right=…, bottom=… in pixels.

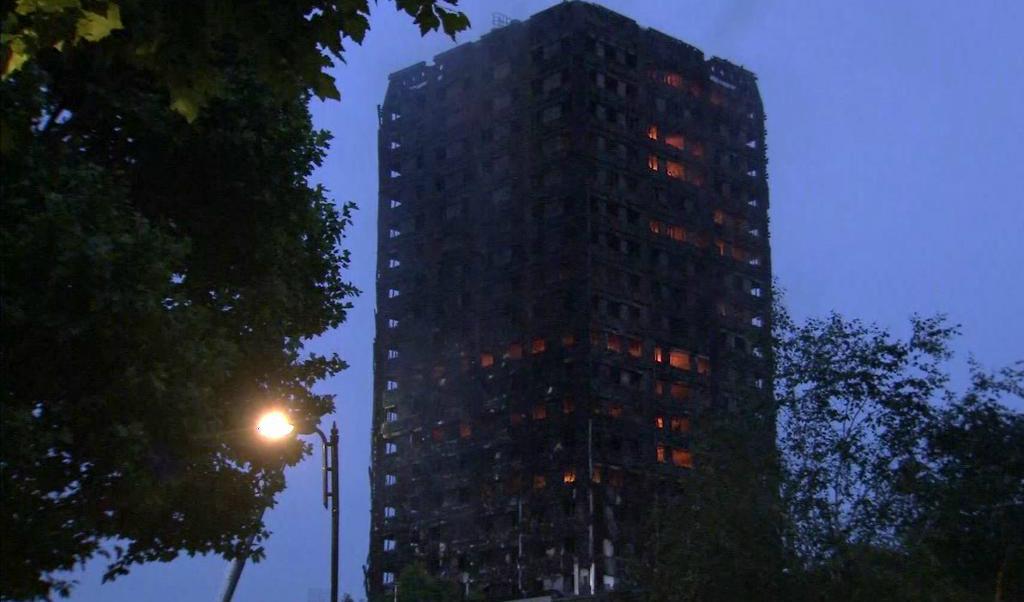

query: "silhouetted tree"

left=1, top=2, right=469, bottom=599
left=634, top=295, right=1023, bottom=601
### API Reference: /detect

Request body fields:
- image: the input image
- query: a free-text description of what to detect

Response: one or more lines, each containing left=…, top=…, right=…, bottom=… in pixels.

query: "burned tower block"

left=369, top=2, right=770, bottom=599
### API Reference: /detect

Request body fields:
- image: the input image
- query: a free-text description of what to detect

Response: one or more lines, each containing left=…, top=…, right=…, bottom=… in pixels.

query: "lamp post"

left=219, top=411, right=340, bottom=602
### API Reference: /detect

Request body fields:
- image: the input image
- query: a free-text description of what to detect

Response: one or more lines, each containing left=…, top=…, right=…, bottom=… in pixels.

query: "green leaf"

left=75, top=3, right=123, bottom=43
left=3, top=35, right=32, bottom=78
left=15, top=0, right=80, bottom=15
left=439, top=10, right=470, bottom=38
left=168, top=86, right=201, bottom=122
left=314, top=72, right=340, bottom=101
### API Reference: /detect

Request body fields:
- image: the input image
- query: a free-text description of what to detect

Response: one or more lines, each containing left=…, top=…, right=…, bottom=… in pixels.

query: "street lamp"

left=255, top=410, right=295, bottom=439
left=219, top=411, right=340, bottom=602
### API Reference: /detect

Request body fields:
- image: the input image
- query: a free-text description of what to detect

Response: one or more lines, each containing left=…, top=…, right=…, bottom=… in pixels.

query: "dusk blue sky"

left=68, top=1, right=1023, bottom=600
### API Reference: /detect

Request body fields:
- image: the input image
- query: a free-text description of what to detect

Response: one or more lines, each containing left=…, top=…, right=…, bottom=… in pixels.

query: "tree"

left=2, top=0, right=469, bottom=126
left=0, top=2, right=470, bottom=600
left=773, top=306, right=955, bottom=574
left=631, top=394, right=783, bottom=602
left=394, top=563, right=459, bottom=602
left=773, top=298, right=1023, bottom=600
left=910, top=362, right=1024, bottom=600
left=634, top=293, right=1023, bottom=601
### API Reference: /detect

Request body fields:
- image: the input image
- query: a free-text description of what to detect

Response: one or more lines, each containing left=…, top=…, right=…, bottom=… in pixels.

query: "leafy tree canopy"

left=1, top=0, right=469, bottom=130
left=395, top=563, right=460, bottom=602
left=0, top=1, right=469, bottom=600
left=635, top=294, right=1023, bottom=601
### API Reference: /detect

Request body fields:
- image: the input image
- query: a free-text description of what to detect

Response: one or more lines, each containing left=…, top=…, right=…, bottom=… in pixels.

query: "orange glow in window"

left=534, top=475, right=547, bottom=490
left=654, top=346, right=664, bottom=363
left=655, top=416, right=665, bottom=429
left=665, top=134, right=685, bottom=150
left=532, top=338, right=547, bottom=354
left=563, top=469, right=577, bottom=484
left=655, top=380, right=666, bottom=396
left=666, top=161, right=685, bottom=179
left=665, top=73, right=684, bottom=88
left=713, top=210, right=726, bottom=225
left=672, top=448, right=693, bottom=468
left=563, top=398, right=575, bottom=414
left=716, top=240, right=727, bottom=256
left=656, top=445, right=667, bottom=463
left=649, top=220, right=663, bottom=234
left=647, top=125, right=658, bottom=140
left=460, top=423, right=472, bottom=438
left=480, top=353, right=494, bottom=368
left=671, top=382, right=690, bottom=400
left=592, top=467, right=603, bottom=483
left=562, top=333, right=576, bottom=347
left=532, top=404, right=548, bottom=420
left=669, top=349, right=691, bottom=371
left=607, top=334, right=622, bottom=353
left=609, top=404, right=624, bottom=418
left=508, top=343, right=523, bottom=360
left=667, top=225, right=685, bottom=242
left=647, top=154, right=659, bottom=171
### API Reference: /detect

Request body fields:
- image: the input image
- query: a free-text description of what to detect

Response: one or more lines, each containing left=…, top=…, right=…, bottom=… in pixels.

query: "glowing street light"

left=220, top=410, right=340, bottom=602
left=255, top=410, right=295, bottom=440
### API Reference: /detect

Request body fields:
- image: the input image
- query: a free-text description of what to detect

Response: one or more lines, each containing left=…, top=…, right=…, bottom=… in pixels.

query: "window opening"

left=666, top=161, right=685, bottom=179
left=670, top=382, right=690, bottom=400
left=669, top=349, right=691, bottom=370
left=670, top=417, right=691, bottom=433
left=671, top=449, right=693, bottom=468
left=697, top=356, right=711, bottom=374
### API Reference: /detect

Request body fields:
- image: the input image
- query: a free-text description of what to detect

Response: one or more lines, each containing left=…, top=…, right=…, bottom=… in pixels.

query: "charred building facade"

left=369, top=2, right=771, bottom=599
